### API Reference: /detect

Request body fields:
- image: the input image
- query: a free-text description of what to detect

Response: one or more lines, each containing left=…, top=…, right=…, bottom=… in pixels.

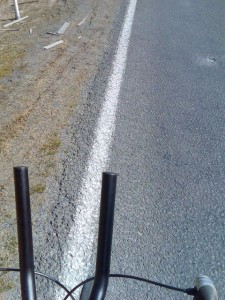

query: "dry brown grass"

left=0, top=0, right=120, bottom=297
left=0, top=108, right=33, bottom=151
left=30, top=183, right=45, bottom=194
left=40, top=135, right=61, bottom=155
left=0, top=45, right=25, bottom=79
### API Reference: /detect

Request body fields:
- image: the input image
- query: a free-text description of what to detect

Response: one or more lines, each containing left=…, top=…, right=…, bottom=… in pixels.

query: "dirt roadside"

left=0, top=0, right=120, bottom=296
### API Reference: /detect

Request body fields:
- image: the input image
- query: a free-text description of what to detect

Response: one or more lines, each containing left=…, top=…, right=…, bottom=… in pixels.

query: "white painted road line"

left=56, top=0, right=137, bottom=298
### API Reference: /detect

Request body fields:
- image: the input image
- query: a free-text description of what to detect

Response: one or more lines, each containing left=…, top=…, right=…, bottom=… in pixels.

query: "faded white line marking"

left=56, top=0, right=137, bottom=297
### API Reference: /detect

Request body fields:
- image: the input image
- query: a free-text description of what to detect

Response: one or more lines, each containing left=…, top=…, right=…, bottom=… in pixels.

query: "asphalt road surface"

left=36, top=0, right=225, bottom=299
left=104, top=0, right=225, bottom=299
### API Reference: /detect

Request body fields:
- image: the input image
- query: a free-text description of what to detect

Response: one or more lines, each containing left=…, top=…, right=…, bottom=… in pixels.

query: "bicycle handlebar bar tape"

left=88, top=172, right=118, bottom=300
left=14, top=167, right=37, bottom=300
left=194, top=275, right=218, bottom=300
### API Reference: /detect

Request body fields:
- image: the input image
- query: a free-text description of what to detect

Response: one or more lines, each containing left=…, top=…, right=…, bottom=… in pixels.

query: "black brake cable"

left=0, top=268, right=75, bottom=300
left=63, top=273, right=197, bottom=300
left=0, top=268, right=196, bottom=300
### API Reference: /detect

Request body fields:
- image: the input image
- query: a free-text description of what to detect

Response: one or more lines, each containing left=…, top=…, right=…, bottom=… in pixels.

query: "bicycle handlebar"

left=194, top=275, right=218, bottom=300
left=1, top=167, right=220, bottom=300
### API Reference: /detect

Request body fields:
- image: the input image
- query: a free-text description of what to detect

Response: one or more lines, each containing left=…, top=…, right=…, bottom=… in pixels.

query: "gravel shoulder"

left=0, top=0, right=121, bottom=297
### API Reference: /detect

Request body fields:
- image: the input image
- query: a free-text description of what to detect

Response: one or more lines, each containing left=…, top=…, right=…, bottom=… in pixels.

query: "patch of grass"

left=46, top=161, right=55, bottom=168
left=0, top=235, right=16, bottom=293
left=5, top=235, right=18, bottom=255
left=0, top=184, right=5, bottom=197
left=0, top=84, right=5, bottom=92
left=30, top=184, right=45, bottom=194
left=40, top=136, right=61, bottom=155
left=0, top=276, right=14, bottom=294
left=0, top=107, right=33, bottom=151
left=0, top=45, right=25, bottom=79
